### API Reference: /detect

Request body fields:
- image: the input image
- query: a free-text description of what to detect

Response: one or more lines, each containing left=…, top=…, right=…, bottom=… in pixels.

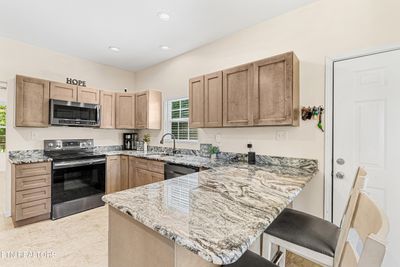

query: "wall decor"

left=66, top=77, right=86, bottom=87
left=301, top=106, right=324, bottom=132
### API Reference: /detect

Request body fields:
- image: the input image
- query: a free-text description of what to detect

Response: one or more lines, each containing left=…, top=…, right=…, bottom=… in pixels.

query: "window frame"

left=164, top=97, right=198, bottom=143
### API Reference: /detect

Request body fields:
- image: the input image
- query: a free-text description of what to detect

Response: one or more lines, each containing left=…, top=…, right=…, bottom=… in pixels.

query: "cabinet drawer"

left=16, top=186, right=51, bottom=204
left=15, top=162, right=51, bottom=178
left=16, top=174, right=51, bottom=191
left=15, top=198, right=51, bottom=221
left=148, top=160, right=164, bottom=174
left=151, top=172, right=164, bottom=183
left=135, top=158, right=149, bottom=170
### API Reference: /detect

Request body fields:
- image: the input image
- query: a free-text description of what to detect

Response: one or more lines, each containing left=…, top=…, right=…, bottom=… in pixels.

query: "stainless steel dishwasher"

left=164, top=163, right=200, bottom=179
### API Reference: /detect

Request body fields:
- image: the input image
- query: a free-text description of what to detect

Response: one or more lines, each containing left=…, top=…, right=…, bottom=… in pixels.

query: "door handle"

left=336, top=158, right=345, bottom=165
left=336, top=172, right=345, bottom=179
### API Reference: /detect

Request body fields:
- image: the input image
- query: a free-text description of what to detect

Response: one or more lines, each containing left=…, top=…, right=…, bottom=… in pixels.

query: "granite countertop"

left=8, top=150, right=53, bottom=164
left=103, top=161, right=317, bottom=265
left=100, top=150, right=225, bottom=168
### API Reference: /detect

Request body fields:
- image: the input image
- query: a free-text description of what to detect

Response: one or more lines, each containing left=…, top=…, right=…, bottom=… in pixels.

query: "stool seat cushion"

left=223, top=250, right=278, bottom=267
left=265, top=208, right=340, bottom=257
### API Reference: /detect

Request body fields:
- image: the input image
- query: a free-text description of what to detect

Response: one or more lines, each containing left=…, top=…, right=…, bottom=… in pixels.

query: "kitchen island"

left=103, top=159, right=317, bottom=267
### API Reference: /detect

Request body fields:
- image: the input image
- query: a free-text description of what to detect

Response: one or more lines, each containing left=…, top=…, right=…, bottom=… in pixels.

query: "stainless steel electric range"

left=44, top=139, right=105, bottom=220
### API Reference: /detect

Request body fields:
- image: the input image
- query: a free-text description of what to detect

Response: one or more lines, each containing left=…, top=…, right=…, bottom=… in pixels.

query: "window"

left=0, top=104, right=5, bottom=152
left=166, top=98, right=198, bottom=141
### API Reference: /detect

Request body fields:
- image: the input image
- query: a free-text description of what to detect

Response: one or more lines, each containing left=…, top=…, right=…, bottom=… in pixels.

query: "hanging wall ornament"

left=301, top=105, right=324, bottom=132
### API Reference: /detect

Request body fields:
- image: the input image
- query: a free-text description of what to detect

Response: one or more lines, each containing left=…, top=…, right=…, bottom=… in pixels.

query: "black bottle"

left=247, top=143, right=256, bottom=165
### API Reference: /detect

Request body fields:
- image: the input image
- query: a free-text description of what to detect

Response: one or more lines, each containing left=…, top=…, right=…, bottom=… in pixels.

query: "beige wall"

left=0, top=37, right=136, bottom=151
left=134, top=0, right=400, bottom=217
left=0, top=37, right=136, bottom=215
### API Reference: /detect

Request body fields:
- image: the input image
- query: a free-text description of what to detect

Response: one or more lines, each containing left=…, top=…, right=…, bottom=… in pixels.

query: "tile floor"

left=0, top=171, right=319, bottom=267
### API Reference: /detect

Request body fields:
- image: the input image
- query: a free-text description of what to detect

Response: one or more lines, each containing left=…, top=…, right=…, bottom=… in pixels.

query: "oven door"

left=50, top=99, right=100, bottom=127
left=51, top=157, right=105, bottom=219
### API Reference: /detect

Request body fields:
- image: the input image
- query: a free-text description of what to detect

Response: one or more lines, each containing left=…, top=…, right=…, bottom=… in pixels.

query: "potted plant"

left=209, top=146, right=220, bottom=160
left=143, top=134, right=151, bottom=153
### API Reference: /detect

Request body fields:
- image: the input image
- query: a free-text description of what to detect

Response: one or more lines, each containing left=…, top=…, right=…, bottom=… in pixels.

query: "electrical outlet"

left=215, top=134, right=221, bottom=143
left=276, top=131, right=288, bottom=141
left=31, top=131, right=38, bottom=140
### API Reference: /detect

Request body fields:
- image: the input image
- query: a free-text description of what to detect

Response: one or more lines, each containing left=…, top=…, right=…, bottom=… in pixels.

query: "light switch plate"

left=31, top=131, right=38, bottom=140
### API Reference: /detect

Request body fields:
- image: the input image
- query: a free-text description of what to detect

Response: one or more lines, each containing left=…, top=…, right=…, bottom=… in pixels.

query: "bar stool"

left=263, top=168, right=389, bottom=267
left=222, top=250, right=278, bottom=267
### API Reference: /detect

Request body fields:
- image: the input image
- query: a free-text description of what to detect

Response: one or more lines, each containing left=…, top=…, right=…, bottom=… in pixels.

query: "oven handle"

left=53, top=158, right=106, bottom=169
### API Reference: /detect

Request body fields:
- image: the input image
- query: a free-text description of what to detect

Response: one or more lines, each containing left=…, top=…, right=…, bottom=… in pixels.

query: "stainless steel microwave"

left=50, top=99, right=101, bottom=127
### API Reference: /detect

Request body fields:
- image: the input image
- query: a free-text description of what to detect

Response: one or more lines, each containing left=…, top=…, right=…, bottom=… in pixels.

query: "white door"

left=333, top=49, right=400, bottom=267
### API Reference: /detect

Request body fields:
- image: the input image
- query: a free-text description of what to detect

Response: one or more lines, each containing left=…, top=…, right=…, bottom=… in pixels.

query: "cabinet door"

left=204, top=71, right=223, bottom=127
left=50, top=82, right=77, bottom=101
left=120, top=156, right=129, bottom=190
left=135, top=91, right=148, bottom=129
left=223, top=64, right=253, bottom=127
left=100, top=91, right=115, bottom=128
left=106, top=156, right=120, bottom=193
left=135, top=168, right=153, bottom=187
left=116, top=93, right=136, bottom=129
left=151, top=172, right=164, bottom=183
left=128, top=157, right=136, bottom=188
left=15, top=75, right=50, bottom=127
left=253, top=52, right=299, bottom=126
left=77, top=86, right=99, bottom=104
left=189, top=76, right=204, bottom=128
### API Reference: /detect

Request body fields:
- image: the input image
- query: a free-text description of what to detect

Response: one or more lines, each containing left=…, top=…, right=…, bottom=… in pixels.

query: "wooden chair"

left=228, top=188, right=389, bottom=267
left=263, top=168, right=368, bottom=266
left=222, top=250, right=278, bottom=267
left=335, top=191, right=389, bottom=266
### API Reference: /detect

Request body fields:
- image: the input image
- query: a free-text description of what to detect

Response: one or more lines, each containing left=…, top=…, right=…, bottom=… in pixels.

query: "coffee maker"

left=123, top=133, right=138, bottom=150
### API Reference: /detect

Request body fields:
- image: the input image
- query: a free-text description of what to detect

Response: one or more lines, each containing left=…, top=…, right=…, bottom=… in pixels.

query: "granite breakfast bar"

left=102, top=159, right=317, bottom=267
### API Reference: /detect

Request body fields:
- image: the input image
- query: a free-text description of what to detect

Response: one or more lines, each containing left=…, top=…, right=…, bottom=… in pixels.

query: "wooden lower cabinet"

left=128, top=156, right=136, bottom=188
left=132, top=157, right=164, bottom=187
left=106, top=156, right=120, bottom=193
left=11, top=162, right=52, bottom=226
left=120, top=156, right=129, bottom=190
left=107, top=156, right=164, bottom=193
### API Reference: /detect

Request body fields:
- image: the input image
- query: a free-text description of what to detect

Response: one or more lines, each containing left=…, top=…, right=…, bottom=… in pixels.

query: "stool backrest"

left=337, top=192, right=389, bottom=267
left=334, top=167, right=367, bottom=266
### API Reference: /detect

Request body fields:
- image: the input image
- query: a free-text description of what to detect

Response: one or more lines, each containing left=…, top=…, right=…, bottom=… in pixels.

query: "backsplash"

left=9, top=145, right=318, bottom=171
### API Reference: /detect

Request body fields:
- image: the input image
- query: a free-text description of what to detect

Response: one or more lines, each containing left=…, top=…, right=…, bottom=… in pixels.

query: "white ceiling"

left=0, top=0, right=316, bottom=71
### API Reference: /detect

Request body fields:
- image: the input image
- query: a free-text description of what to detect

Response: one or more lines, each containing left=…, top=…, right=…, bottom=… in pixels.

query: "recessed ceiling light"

left=108, top=46, right=120, bottom=52
left=157, top=12, right=170, bottom=21
left=160, top=45, right=170, bottom=50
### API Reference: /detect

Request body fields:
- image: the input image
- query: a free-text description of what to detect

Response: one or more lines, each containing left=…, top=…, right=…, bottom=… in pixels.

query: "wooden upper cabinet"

left=223, top=63, right=253, bottom=127
left=77, top=86, right=99, bottom=104
left=204, top=71, right=223, bottom=127
left=115, top=93, right=135, bottom=129
left=135, top=90, right=162, bottom=129
left=15, top=75, right=50, bottom=127
left=253, top=52, right=299, bottom=126
left=50, top=82, right=77, bottom=101
left=189, top=76, right=204, bottom=128
left=100, top=91, right=115, bottom=128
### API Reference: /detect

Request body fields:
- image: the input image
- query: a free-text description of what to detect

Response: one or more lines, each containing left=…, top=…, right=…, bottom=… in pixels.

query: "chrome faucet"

left=160, top=133, right=177, bottom=155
